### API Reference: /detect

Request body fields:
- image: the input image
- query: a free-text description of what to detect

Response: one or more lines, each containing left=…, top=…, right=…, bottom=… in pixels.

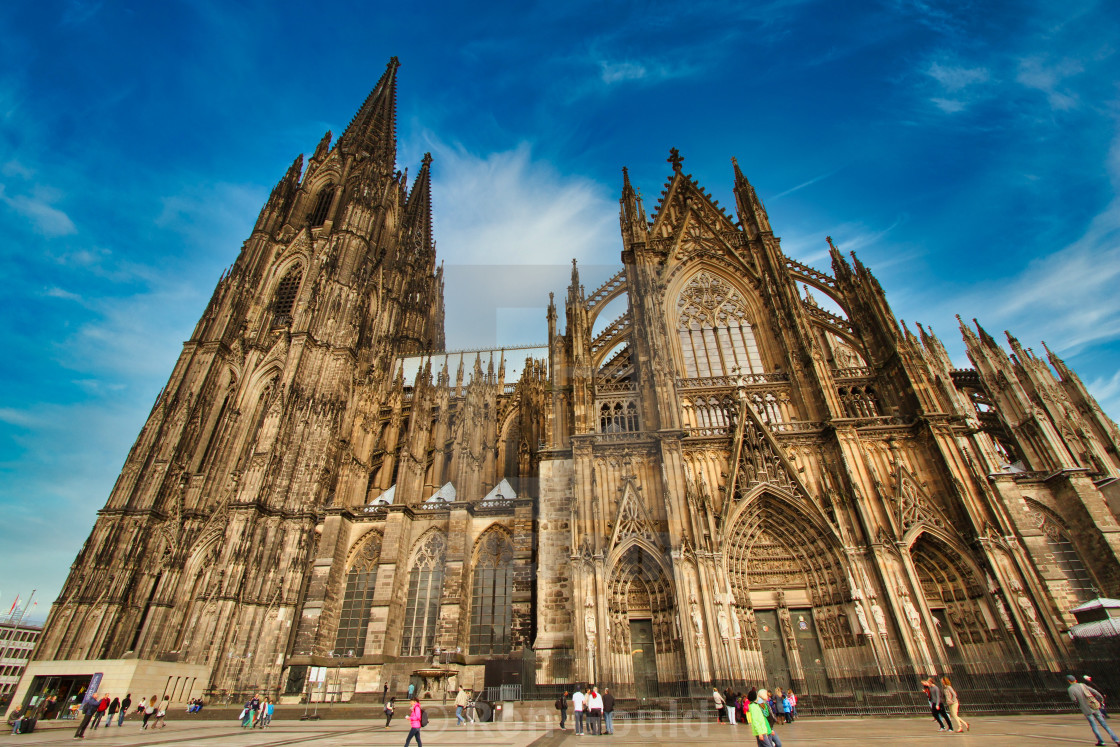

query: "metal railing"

left=487, top=649, right=1119, bottom=718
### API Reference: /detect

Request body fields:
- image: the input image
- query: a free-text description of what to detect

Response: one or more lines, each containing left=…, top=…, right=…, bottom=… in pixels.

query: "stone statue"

left=728, top=594, right=743, bottom=640
left=994, top=596, right=1013, bottom=631
left=718, top=608, right=731, bottom=640
left=690, top=595, right=704, bottom=639
left=902, top=596, right=924, bottom=639
left=584, top=596, right=597, bottom=644
left=1016, top=593, right=1043, bottom=637
left=870, top=600, right=887, bottom=635
left=854, top=602, right=873, bottom=636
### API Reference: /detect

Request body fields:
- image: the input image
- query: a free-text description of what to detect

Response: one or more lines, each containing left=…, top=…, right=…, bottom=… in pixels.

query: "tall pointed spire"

left=404, top=152, right=434, bottom=255
left=339, top=57, right=399, bottom=171
left=731, top=156, right=771, bottom=237
left=619, top=166, right=647, bottom=241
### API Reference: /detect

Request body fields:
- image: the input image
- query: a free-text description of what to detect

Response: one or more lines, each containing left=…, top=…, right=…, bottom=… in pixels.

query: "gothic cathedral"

left=23, top=59, right=1120, bottom=705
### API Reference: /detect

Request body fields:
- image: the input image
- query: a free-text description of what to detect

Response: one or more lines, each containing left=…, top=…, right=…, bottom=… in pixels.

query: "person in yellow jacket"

left=748, top=689, right=782, bottom=747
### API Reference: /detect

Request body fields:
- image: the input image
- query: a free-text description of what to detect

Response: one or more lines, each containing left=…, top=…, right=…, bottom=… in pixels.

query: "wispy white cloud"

left=0, top=183, right=77, bottom=236
left=419, top=136, right=619, bottom=267
left=44, top=286, right=82, bottom=302
left=924, top=60, right=991, bottom=114
left=927, top=62, right=989, bottom=92
left=597, top=58, right=696, bottom=86
left=1017, top=56, right=1084, bottom=111
left=600, top=60, right=647, bottom=84
left=1087, top=369, right=1120, bottom=423
left=770, top=169, right=839, bottom=200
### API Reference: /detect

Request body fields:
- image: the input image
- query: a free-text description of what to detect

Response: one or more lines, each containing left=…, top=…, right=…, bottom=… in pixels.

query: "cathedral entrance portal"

left=629, top=619, right=659, bottom=698
left=756, top=610, right=791, bottom=687
left=790, top=608, right=828, bottom=693
left=928, top=608, right=965, bottom=667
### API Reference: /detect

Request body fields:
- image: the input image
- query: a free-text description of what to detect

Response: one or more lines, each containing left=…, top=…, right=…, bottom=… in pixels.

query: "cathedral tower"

left=32, top=59, right=445, bottom=696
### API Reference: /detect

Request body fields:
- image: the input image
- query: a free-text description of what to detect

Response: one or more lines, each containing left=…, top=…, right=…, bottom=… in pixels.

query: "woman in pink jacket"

left=404, top=697, right=423, bottom=747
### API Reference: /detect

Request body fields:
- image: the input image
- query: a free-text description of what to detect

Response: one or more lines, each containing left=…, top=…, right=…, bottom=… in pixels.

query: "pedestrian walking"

left=384, top=697, right=395, bottom=729
left=922, top=678, right=949, bottom=731
left=74, top=689, right=100, bottom=738
left=602, top=687, right=615, bottom=735
left=941, top=676, right=969, bottom=733
left=153, top=696, right=169, bottom=729
left=455, top=687, right=469, bottom=725
left=1085, top=677, right=1109, bottom=718
left=141, top=695, right=157, bottom=729
left=749, top=689, right=782, bottom=747
left=404, top=697, right=423, bottom=747
left=786, top=689, right=798, bottom=722
left=1068, top=673, right=1119, bottom=746
left=261, top=699, right=274, bottom=728
left=587, top=685, right=603, bottom=735
left=107, top=697, right=120, bottom=727
left=573, top=685, right=586, bottom=735
left=555, top=691, right=569, bottom=730
left=91, top=694, right=109, bottom=729
left=119, top=694, right=131, bottom=726
left=713, top=686, right=726, bottom=723
left=407, top=682, right=416, bottom=700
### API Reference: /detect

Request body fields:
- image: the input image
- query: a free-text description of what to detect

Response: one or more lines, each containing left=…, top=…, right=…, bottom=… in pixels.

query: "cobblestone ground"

left=3, top=715, right=1114, bottom=746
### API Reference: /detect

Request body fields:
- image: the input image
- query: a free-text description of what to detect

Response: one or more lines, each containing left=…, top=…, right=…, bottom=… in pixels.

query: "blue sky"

left=1, top=0, right=1118, bottom=613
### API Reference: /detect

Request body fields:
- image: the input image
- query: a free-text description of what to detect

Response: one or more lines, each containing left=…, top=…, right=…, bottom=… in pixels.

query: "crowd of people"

left=555, top=684, right=617, bottom=735
left=710, top=685, right=790, bottom=746
left=5, top=671, right=1118, bottom=746
left=238, top=694, right=274, bottom=728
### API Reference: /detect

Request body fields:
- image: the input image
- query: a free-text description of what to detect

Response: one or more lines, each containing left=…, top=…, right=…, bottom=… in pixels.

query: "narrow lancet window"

left=400, top=532, right=446, bottom=656
left=271, top=265, right=303, bottom=327
left=469, top=531, right=514, bottom=654
left=334, top=533, right=381, bottom=656
left=309, top=184, right=334, bottom=226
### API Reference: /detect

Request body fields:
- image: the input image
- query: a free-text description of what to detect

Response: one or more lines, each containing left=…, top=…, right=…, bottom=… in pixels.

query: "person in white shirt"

left=587, top=686, right=604, bottom=735
left=572, top=686, right=586, bottom=736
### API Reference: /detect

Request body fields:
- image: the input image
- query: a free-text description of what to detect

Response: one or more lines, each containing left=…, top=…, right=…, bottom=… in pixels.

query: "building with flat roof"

left=1, top=619, right=41, bottom=706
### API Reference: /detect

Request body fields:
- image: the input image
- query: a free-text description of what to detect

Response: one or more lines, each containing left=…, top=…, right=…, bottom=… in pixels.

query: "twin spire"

left=339, top=57, right=400, bottom=172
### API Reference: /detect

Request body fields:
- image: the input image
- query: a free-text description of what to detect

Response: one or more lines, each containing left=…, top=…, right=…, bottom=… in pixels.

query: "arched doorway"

left=606, top=545, right=684, bottom=697
left=910, top=535, right=1004, bottom=669
left=726, top=492, right=849, bottom=693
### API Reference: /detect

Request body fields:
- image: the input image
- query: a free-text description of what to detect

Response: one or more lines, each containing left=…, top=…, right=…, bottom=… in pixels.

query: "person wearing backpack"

left=1068, top=674, right=1119, bottom=746
left=555, top=690, right=569, bottom=730
left=404, top=696, right=424, bottom=747
left=749, top=689, right=782, bottom=747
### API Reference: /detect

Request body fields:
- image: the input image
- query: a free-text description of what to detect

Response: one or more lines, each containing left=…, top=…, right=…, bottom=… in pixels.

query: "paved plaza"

left=3, top=714, right=1115, bottom=746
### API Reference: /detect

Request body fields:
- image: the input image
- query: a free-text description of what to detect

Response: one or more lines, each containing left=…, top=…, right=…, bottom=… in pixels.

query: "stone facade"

left=31, top=59, right=1120, bottom=702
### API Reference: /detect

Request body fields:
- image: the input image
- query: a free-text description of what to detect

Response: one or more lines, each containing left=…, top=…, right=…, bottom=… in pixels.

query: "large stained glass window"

left=676, top=272, right=763, bottom=378
left=333, top=533, right=381, bottom=656
left=469, top=531, right=514, bottom=655
left=400, top=532, right=446, bottom=656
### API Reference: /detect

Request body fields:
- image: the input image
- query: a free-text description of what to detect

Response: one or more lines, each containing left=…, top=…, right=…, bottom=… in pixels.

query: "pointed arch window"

left=309, top=184, right=334, bottom=227
left=676, top=272, right=763, bottom=378
left=400, top=532, right=446, bottom=656
left=469, top=531, right=514, bottom=654
left=271, top=265, right=303, bottom=327
left=1037, top=520, right=1096, bottom=603
left=599, top=400, right=639, bottom=433
left=334, top=533, right=381, bottom=656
